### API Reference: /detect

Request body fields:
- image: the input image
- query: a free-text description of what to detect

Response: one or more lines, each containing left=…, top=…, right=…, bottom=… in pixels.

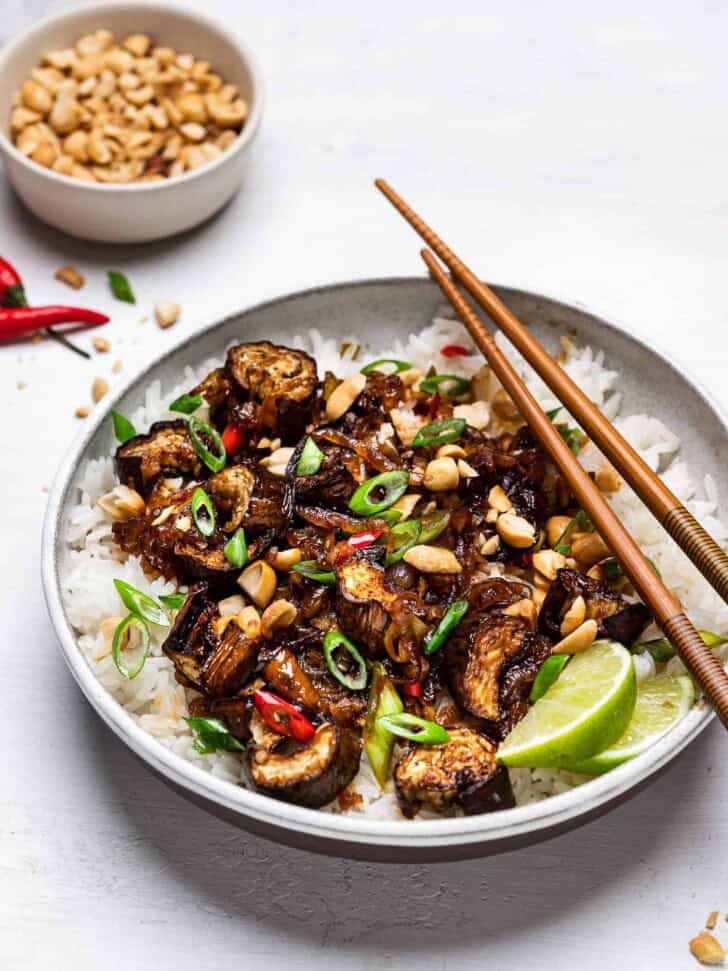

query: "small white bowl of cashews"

left=0, top=2, right=264, bottom=243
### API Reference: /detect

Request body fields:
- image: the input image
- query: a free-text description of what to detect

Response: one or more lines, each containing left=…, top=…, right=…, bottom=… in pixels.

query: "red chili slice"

left=254, top=689, right=316, bottom=743
left=221, top=423, right=245, bottom=455
left=427, top=392, right=441, bottom=419
left=440, top=344, right=469, bottom=357
left=401, top=681, right=423, bottom=699
left=336, top=528, right=384, bottom=562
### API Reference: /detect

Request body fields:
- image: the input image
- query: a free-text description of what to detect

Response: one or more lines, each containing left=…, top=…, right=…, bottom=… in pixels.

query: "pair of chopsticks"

left=375, top=178, right=728, bottom=730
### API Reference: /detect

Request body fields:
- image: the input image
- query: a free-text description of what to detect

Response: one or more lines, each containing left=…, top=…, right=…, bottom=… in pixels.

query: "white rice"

left=61, top=314, right=728, bottom=817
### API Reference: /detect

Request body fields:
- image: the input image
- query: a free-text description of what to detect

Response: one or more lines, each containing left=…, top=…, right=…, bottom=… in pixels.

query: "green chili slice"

left=191, top=487, right=215, bottom=537
left=424, top=600, right=468, bottom=656
left=113, top=578, right=169, bottom=627
left=377, top=712, right=450, bottom=745
left=360, top=358, right=412, bottom=375
left=412, top=418, right=466, bottom=449
left=291, top=560, right=336, bottom=584
left=169, top=392, right=202, bottom=415
left=633, top=629, right=727, bottom=664
left=553, top=509, right=590, bottom=555
left=364, top=663, right=403, bottom=787
left=418, top=509, right=451, bottom=544
left=374, top=508, right=403, bottom=524
left=223, top=527, right=247, bottom=568
left=108, top=270, right=135, bottom=304
left=418, top=374, right=471, bottom=396
left=112, top=614, right=150, bottom=679
left=188, top=415, right=227, bottom=473
left=385, top=519, right=421, bottom=565
left=111, top=410, right=136, bottom=444
left=323, top=631, right=368, bottom=691
left=296, top=436, right=324, bottom=476
left=185, top=717, right=245, bottom=754
left=159, top=593, right=186, bottom=611
left=529, top=654, right=569, bottom=702
left=349, top=470, right=410, bottom=516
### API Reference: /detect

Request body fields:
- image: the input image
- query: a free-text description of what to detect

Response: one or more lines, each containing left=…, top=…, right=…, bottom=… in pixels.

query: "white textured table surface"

left=2, top=2, right=727, bottom=968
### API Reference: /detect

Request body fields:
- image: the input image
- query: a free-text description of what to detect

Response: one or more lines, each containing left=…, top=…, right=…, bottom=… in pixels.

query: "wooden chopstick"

left=375, top=178, right=728, bottom=607
left=420, top=246, right=728, bottom=730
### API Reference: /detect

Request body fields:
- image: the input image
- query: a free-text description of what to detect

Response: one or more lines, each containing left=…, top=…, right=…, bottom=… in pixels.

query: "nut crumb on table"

left=54, top=265, right=84, bottom=289
left=689, top=930, right=726, bottom=965
left=707, top=912, right=720, bottom=931
left=93, top=336, right=111, bottom=353
left=92, top=376, right=109, bottom=402
left=75, top=405, right=89, bottom=418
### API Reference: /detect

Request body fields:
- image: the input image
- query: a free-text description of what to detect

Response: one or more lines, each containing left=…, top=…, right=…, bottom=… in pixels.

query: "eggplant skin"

left=394, top=728, right=514, bottom=818
left=246, top=715, right=361, bottom=809
left=445, top=614, right=532, bottom=721
left=115, top=420, right=201, bottom=495
left=202, top=620, right=259, bottom=697
left=539, top=567, right=650, bottom=645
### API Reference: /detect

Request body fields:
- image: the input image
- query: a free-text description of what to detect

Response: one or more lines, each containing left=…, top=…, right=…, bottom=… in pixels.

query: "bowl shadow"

left=76, top=696, right=713, bottom=949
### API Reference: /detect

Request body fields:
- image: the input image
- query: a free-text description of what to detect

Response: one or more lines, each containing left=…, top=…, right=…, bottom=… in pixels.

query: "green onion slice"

left=418, top=509, right=451, bottom=545
left=556, top=424, right=586, bottom=455
left=412, top=418, right=466, bottom=448
left=418, top=374, right=471, bottom=396
left=108, top=270, right=135, bottom=304
left=296, top=436, right=324, bottom=476
left=553, top=509, right=590, bottom=555
left=112, top=614, right=150, bottom=679
left=159, top=593, right=186, bottom=611
left=373, top=508, right=403, bottom=524
left=223, top=527, right=248, bottom=568
left=529, top=654, right=569, bottom=702
left=169, top=392, right=202, bottom=415
left=111, top=410, right=136, bottom=444
left=185, top=717, right=245, bottom=754
left=323, top=631, right=368, bottom=691
left=291, top=560, right=336, bottom=584
left=377, top=712, right=450, bottom=745
left=545, top=407, right=562, bottom=421
left=360, top=358, right=412, bottom=375
left=188, top=415, right=227, bottom=473
left=349, top=470, right=410, bottom=516
left=191, top=487, right=215, bottom=537
left=603, top=556, right=661, bottom=580
left=113, top=578, right=169, bottom=627
left=633, top=629, right=727, bottom=664
left=385, top=519, right=421, bottom=565
left=424, top=600, right=468, bottom=656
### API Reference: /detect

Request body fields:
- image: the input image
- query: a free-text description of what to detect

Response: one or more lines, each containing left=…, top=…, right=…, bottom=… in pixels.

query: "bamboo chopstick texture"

left=420, top=246, right=728, bottom=730
left=375, top=177, right=728, bottom=607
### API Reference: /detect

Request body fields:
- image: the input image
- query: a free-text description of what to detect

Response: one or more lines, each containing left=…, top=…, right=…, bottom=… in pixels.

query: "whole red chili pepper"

left=0, top=256, right=100, bottom=358
left=221, top=423, right=245, bottom=455
left=254, top=689, right=316, bottom=743
left=440, top=344, right=469, bottom=357
left=0, top=306, right=109, bottom=342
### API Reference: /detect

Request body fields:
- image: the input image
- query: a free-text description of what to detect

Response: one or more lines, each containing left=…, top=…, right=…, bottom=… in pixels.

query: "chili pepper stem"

left=44, top=326, right=90, bottom=358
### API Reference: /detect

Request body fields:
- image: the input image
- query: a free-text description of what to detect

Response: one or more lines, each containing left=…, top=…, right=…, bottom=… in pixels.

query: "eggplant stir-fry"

left=108, top=340, right=653, bottom=816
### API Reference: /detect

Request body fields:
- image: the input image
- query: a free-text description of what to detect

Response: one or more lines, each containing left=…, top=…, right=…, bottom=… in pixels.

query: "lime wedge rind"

left=565, top=674, right=695, bottom=775
left=497, top=640, right=637, bottom=769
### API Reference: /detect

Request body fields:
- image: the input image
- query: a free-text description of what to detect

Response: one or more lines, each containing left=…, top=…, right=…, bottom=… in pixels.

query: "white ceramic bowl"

left=41, top=278, right=727, bottom=862
left=0, top=1, right=264, bottom=243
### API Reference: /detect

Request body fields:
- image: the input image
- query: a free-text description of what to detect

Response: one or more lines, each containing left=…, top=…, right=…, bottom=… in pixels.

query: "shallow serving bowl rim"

left=41, top=275, right=724, bottom=852
left=0, top=0, right=265, bottom=194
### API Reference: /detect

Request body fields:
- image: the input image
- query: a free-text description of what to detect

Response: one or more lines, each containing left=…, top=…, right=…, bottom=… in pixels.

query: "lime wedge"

left=497, top=640, right=636, bottom=768
left=565, top=674, right=695, bottom=775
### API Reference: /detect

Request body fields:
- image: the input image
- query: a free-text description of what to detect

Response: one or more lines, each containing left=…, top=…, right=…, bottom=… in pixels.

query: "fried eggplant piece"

left=445, top=613, right=533, bottom=721
left=246, top=711, right=361, bottom=808
left=296, top=643, right=368, bottom=727
left=335, top=547, right=422, bottom=655
left=162, top=585, right=259, bottom=696
left=190, top=367, right=236, bottom=423
left=115, top=420, right=201, bottom=495
left=263, top=648, right=321, bottom=713
left=205, top=464, right=255, bottom=532
left=539, top=567, right=650, bottom=646
left=225, top=341, right=318, bottom=440
left=209, top=696, right=253, bottom=741
left=394, top=728, right=514, bottom=817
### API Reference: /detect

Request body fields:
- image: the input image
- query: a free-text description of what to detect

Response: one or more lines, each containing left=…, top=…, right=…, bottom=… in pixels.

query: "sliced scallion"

left=296, top=436, right=324, bottom=476
left=412, top=418, right=466, bottom=448
left=529, top=654, right=569, bottom=702
left=169, top=392, right=202, bottom=415
left=377, top=712, right=450, bottom=745
left=633, top=629, right=727, bottom=664
left=418, top=374, right=471, bottom=396
left=113, top=578, right=169, bottom=627
left=112, top=614, right=150, bottom=679
left=223, top=527, right=247, bottom=568
left=159, top=593, right=186, bottom=611
left=424, top=600, right=468, bottom=656
left=291, top=560, right=336, bottom=584
left=349, top=470, right=410, bottom=516
left=108, top=270, right=135, bottom=304
left=418, top=509, right=450, bottom=544
left=385, top=519, right=421, bottom=565
left=323, top=631, right=368, bottom=691
left=111, top=410, right=136, bottom=444
left=185, top=717, right=245, bottom=754
left=188, top=415, right=226, bottom=473
left=191, top=487, right=215, bottom=537
left=553, top=509, right=590, bottom=555
left=360, top=358, right=411, bottom=375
